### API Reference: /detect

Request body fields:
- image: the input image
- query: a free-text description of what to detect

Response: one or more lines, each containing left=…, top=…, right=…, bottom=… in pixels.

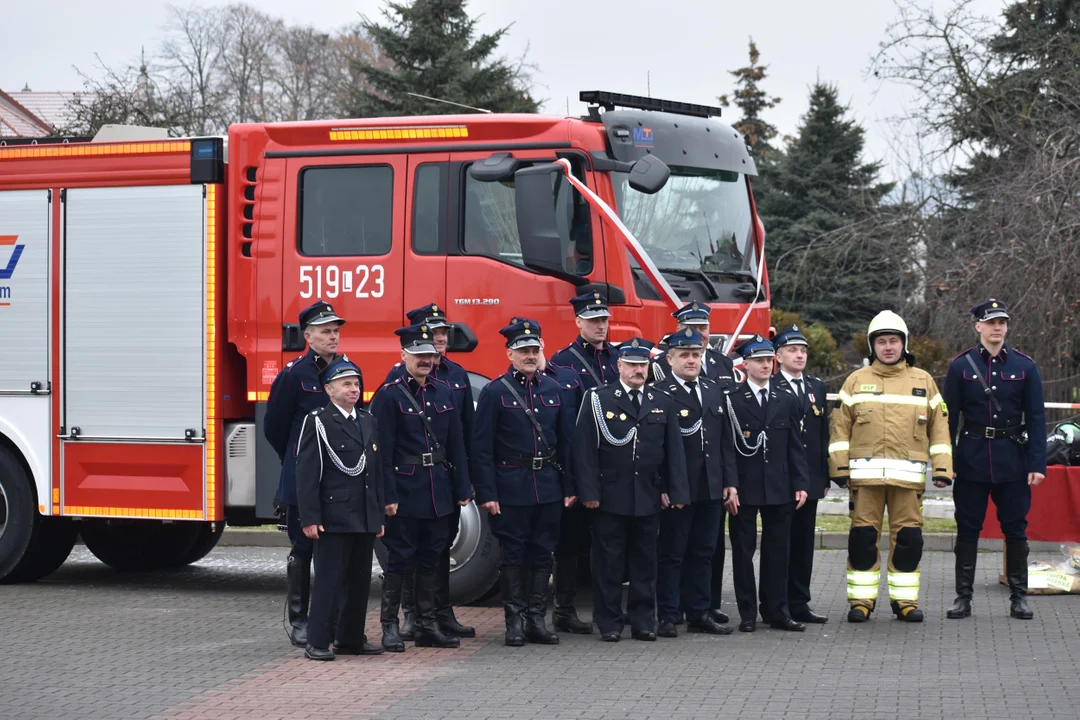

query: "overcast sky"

left=3, top=0, right=1007, bottom=181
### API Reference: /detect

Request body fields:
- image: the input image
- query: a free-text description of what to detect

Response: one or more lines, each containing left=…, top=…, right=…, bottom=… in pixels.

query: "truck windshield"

left=611, top=167, right=758, bottom=281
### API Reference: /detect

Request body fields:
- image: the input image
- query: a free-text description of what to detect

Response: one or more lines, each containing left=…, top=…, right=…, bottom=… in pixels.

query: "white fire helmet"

left=867, top=310, right=914, bottom=365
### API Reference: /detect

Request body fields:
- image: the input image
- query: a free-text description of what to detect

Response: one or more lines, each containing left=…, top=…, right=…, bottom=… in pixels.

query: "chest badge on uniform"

left=650, top=407, right=663, bottom=414
left=813, top=406, right=822, bottom=416
left=860, top=384, right=877, bottom=392
left=619, top=413, right=627, bottom=421
left=680, top=409, right=689, bottom=417
left=606, top=411, right=615, bottom=419
left=743, top=431, right=751, bottom=438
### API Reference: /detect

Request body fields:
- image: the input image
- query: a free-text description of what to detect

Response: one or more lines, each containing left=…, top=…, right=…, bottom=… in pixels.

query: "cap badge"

left=523, top=321, right=530, bottom=329
left=792, top=324, right=799, bottom=331
left=684, top=328, right=693, bottom=337
left=991, top=302, right=998, bottom=308
left=631, top=338, right=640, bottom=348
left=432, top=304, right=439, bottom=312
left=593, top=292, right=601, bottom=300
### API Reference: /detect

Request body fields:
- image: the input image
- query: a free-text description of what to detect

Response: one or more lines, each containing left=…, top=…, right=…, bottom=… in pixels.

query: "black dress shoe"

left=738, top=620, right=756, bottom=633
left=708, top=609, right=729, bottom=624
left=333, top=642, right=386, bottom=655
left=304, top=645, right=335, bottom=661
left=687, top=614, right=734, bottom=635
left=600, top=632, right=620, bottom=642
left=631, top=630, right=657, bottom=641
left=674, top=616, right=685, bottom=626
left=791, top=610, right=828, bottom=624
left=769, top=618, right=806, bottom=632
left=658, top=621, right=679, bottom=638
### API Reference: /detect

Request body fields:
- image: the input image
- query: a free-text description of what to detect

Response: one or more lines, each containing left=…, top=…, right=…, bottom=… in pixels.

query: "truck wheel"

left=373, top=503, right=501, bottom=606
left=5, top=518, right=79, bottom=583
left=173, top=522, right=225, bottom=566
left=0, top=448, right=36, bottom=582
left=81, top=520, right=202, bottom=572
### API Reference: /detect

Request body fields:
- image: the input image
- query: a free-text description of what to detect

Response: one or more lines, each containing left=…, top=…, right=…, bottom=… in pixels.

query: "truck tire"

left=374, top=501, right=501, bottom=606
left=173, top=522, right=225, bottom=566
left=0, top=448, right=36, bottom=583
left=5, top=518, right=79, bottom=583
left=81, top=520, right=202, bottom=572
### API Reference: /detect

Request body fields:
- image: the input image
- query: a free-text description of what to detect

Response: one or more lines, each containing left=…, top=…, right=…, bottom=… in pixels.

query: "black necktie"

left=630, top=389, right=641, bottom=413
left=686, top=381, right=701, bottom=408
left=759, top=388, right=769, bottom=409
left=793, top=378, right=804, bottom=399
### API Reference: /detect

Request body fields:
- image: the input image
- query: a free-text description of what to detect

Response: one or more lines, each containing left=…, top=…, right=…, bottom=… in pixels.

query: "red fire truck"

left=0, top=91, right=769, bottom=599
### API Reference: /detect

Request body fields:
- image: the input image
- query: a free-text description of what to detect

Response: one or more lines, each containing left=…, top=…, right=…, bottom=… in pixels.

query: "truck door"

left=282, top=156, right=406, bottom=393
left=402, top=153, right=450, bottom=319
left=0, top=189, right=52, bottom=507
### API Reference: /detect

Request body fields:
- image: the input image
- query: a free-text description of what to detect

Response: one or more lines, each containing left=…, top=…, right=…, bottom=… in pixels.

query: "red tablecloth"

left=983, top=465, right=1080, bottom=542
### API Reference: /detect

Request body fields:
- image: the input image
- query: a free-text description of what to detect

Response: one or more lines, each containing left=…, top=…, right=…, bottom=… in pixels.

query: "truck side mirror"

left=512, top=163, right=588, bottom=287
left=627, top=154, right=670, bottom=194
left=469, top=152, right=520, bottom=182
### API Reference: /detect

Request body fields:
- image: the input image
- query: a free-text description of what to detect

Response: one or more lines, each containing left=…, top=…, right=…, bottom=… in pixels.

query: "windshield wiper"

left=655, top=267, right=720, bottom=300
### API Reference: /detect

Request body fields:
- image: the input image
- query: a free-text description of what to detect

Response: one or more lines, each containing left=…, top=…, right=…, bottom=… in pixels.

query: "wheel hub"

left=449, top=501, right=482, bottom=573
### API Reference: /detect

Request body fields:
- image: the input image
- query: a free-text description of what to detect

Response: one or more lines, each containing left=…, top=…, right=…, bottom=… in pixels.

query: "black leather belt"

left=395, top=448, right=447, bottom=467
left=497, top=452, right=556, bottom=470
left=964, top=423, right=1024, bottom=439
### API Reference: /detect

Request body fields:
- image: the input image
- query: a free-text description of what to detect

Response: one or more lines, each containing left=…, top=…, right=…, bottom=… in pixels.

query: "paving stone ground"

left=1, top=546, right=1077, bottom=720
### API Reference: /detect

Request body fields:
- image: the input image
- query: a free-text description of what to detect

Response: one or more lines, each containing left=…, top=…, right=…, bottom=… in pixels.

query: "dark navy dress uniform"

left=550, top=292, right=619, bottom=390
left=369, top=330, right=471, bottom=575
left=473, top=319, right=575, bottom=646
left=382, top=304, right=477, bottom=638
left=294, top=361, right=382, bottom=656
left=726, top=337, right=809, bottom=631
left=652, top=329, right=738, bottom=635
left=772, top=324, right=831, bottom=623
left=575, top=338, right=690, bottom=640
left=649, top=302, right=738, bottom=622
left=942, top=299, right=1047, bottom=620
left=370, top=324, right=472, bottom=651
left=263, top=301, right=348, bottom=647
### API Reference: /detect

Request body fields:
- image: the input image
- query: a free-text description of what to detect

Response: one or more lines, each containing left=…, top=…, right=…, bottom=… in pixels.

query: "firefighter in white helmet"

left=829, top=311, right=953, bottom=623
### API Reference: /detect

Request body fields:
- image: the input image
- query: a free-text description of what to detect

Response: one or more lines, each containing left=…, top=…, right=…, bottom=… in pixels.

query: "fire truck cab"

left=0, top=92, right=768, bottom=600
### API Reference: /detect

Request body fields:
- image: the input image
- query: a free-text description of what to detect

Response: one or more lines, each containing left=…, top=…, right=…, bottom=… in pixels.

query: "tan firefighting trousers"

left=846, top=485, right=924, bottom=610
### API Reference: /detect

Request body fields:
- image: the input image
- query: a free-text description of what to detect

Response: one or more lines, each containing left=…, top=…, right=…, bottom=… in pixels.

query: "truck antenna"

left=405, top=92, right=493, bottom=114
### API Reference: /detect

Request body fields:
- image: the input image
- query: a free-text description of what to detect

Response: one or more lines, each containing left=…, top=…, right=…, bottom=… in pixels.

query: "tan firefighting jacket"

left=828, top=360, right=953, bottom=489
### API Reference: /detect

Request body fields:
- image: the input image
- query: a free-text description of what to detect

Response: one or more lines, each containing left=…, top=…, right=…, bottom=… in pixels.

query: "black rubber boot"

left=501, top=566, right=527, bottom=647
left=414, top=574, right=460, bottom=648
left=552, top=556, right=592, bottom=634
left=891, top=601, right=924, bottom=623
left=285, top=554, right=311, bottom=647
left=1006, top=540, right=1034, bottom=619
left=400, top=569, right=416, bottom=641
left=947, top=540, right=977, bottom=619
left=524, top=567, right=560, bottom=644
left=433, top=548, right=475, bottom=637
left=380, top=573, right=406, bottom=652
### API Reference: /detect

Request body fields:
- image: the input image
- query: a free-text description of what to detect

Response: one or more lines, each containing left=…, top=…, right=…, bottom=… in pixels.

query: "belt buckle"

left=531, top=457, right=543, bottom=471
left=422, top=452, right=434, bottom=467
left=984, top=427, right=995, bottom=439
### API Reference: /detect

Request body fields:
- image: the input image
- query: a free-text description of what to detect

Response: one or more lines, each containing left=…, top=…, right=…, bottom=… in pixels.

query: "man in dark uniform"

left=294, top=360, right=383, bottom=661
left=549, top=293, right=618, bottom=634
left=650, top=301, right=738, bottom=626
left=653, top=328, right=737, bottom=638
left=383, top=303, right=476, bottom=641
left=725, top=336, right=809, bottom=633
left=942, top=299, right=1047, bottom=620
left=263, top=301, right=352, bottom=647
left=650, top=302, right=737, bottom=387
left=370, top=324, right=473, bottom=651
left=772, top=324, right=830, bottom=624
left=472, top=318, right=576, bottom=647
left=535, top=337, right=594, bottom=631
left=576, top=338, right=690, bottom=642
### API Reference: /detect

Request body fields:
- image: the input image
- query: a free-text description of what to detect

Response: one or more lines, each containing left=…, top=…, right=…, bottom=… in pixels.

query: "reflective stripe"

left=849, top=457, right=927, bottom=485
left=847, top=393, right=929, bottom=408
left=838, top=389, right=854, bottom=406
left=847, top=571, right=881, bottom=600
left=929, top=393, right=944, bottom=409
left=888, top=572, right=920, bottom=601
left=828, top=441, right=850, bottom=453
left=928, top=444, right=953, bottom=456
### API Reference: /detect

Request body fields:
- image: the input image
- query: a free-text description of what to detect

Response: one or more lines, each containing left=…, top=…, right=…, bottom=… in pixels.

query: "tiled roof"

left=0, top=89, right=88, bottom=138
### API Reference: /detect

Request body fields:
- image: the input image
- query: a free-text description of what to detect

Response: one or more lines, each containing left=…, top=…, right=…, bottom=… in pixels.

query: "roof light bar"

left=579, top=91, right=722, bottom=118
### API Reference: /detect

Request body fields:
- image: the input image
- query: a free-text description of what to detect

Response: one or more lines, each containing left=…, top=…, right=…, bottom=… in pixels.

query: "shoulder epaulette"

left=1013, top=348, right=1035, bottom=361
left=951, top=347, right=977, bottom=362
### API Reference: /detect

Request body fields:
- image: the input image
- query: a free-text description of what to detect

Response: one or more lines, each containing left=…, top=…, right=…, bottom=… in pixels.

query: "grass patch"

left=811, top=515, right=957, bottom=534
